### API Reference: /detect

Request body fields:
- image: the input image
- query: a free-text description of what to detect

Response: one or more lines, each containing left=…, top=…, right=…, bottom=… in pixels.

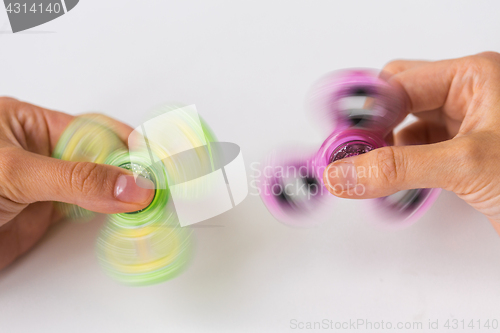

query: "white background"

left=1, top=1, right=500, bottom=332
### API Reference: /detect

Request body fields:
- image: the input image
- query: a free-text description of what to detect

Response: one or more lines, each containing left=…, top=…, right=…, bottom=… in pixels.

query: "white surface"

left=1, top=1, right=500, bottom=332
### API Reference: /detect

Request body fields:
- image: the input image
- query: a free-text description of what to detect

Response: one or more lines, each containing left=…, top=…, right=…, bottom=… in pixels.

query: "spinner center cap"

left=330, top=140, right=375, bottom=163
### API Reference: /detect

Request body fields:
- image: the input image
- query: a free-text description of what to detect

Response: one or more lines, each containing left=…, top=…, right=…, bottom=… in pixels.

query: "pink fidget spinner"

left=259, top=69, right=441, bottom=227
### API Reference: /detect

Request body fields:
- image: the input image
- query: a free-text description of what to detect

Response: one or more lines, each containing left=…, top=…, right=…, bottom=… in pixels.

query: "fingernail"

left=114, top=175, right=155, bottom=204
left=324, top=162, right=357, bottom=192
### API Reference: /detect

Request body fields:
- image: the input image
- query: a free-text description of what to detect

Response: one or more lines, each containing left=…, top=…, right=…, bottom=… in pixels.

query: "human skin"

left=323, top=52, right=500, bottom=235
left=0, top=97, right=154, bottom=269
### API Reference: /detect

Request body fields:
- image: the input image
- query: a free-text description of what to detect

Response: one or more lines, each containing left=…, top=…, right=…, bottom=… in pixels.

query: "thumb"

left=1, top=148, right=154, bottom=214
left=323, top=139, right=465, bottom=199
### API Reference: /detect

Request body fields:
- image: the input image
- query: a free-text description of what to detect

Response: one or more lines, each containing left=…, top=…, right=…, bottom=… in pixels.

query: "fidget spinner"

left=53, top=108, right=217, bottom=285
left=259, top=69, right=441, bottom=227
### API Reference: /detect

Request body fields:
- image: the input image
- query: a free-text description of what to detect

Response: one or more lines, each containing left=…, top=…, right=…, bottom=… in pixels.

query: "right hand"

left=323, top=52, right=500, bottom=234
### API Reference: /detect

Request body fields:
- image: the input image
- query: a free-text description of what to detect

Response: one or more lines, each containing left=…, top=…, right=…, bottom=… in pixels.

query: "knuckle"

left=68, top=162, right=107, bottom=195
left=0, top=96, right=18, bottom=105
left=0, top=97, right=19, bottom=114
left=476, top=51, right=500, bottom=62
left=476, top=56, right=499, bottom=72
left=457, top=56, right=481, bottom=76
left=374, top=146, right=405, bottom=185
left=458, top=55, right=500, bottom=77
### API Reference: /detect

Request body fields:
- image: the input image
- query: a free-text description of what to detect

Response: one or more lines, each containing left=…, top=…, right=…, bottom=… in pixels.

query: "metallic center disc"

left=330, top=140, right=375, bottom=163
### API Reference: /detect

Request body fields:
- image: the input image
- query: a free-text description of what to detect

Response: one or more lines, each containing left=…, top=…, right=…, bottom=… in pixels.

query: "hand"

left=0, top=98, right=154, bottom=269
left=323, top=52, right=500, bottom=233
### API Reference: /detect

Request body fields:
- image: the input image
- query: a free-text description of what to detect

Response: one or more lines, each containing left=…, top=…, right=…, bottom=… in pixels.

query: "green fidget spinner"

left=53, top=112, right=216, bottom=286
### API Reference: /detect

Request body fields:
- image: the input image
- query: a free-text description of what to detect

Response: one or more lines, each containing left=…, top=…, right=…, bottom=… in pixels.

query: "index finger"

left=6, top=99, right=133, bottom=153
left=386, top=57, right=461, bottom=116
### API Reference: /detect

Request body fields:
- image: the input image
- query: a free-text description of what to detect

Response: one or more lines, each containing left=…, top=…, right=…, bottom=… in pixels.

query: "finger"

left=1, top=99, right=134, bottom=153
left=390, top=59, right=458, bottom=115
left=323, top=138, right=466, bottom=199
left=40, top=109, right=75, bottom=152
left=384, top=55, right=498, bottom=120
left=395, top=120, right=451, bottom=146
left=0, top=98, right=75, bottom=155
left=382, top=59, right=430, bottom=76
left=0, top=148, right=155, bottom=214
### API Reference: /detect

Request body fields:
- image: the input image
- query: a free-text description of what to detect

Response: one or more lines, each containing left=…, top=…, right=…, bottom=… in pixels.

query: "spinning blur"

left=259, top=69, right=441, bottom=227
left=53, top=105, right=247, bottom=285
